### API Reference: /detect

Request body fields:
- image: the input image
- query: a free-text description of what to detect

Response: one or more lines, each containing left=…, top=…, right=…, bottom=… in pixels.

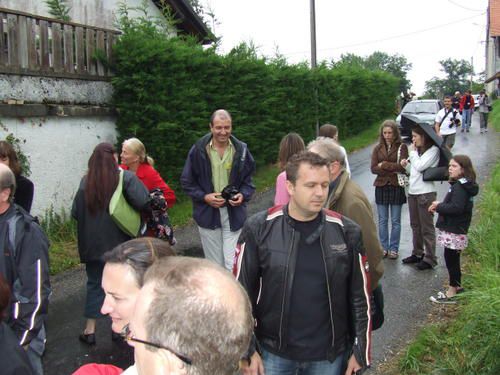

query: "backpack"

left=4, top=206, right=50, bottom=283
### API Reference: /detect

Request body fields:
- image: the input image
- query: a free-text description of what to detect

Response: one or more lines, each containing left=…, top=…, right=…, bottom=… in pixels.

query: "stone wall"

left=0, top=74, right=113, bottom=105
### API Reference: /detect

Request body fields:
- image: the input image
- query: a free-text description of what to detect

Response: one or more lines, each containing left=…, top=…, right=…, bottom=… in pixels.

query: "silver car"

left=396, top=99, right=443, bottom=141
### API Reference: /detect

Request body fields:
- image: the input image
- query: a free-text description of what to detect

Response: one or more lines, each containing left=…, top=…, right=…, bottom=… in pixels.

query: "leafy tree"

left=331, top=53, right=365, bottom=69
left=423, top=58, right=473, bottom=97
left=364, top=52, right=412, bottom=94
left=332, top=51, right=412, bottom=94
left=45, top=0, right=71, bottom=22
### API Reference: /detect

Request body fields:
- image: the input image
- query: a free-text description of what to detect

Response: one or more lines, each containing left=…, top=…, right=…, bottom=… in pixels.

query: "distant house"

left=485, top=0, right=500, bottom=95
left=0, top=0, right=212, bottom=216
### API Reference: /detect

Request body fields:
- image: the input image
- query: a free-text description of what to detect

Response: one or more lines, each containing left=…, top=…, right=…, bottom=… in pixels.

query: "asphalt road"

left=43, top=113, right=499, bottom=374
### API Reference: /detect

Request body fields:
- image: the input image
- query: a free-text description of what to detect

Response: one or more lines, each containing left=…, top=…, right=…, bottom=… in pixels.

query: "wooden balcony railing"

left=0, top=7, right=120, bottom=80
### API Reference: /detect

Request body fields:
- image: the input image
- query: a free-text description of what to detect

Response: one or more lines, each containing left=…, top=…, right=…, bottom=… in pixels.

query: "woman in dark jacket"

left=371, top=120, right=408, bottom=259
left=428, top=155, right=478, bottom=302
left=72, top=143, right=150, bottom=345
left=0, top=140, right=34, bottom=212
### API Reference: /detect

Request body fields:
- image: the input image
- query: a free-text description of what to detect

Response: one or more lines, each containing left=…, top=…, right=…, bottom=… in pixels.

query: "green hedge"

left=112, top=24, right=398, bottom=189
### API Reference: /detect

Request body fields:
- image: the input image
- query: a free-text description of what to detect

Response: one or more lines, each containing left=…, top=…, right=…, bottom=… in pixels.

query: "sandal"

left=388, top=251, right=398, bottom=259
left=383, top=250, right=388, bottom=258
left=429, top=291, right=457, bottom=304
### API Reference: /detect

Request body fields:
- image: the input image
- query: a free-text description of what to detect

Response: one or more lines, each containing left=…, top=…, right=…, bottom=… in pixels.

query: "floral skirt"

left=437, top=229, right=468, bottom=251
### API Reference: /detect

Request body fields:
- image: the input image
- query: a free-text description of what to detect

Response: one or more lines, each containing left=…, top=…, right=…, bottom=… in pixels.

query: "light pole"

left=310, top=0, right=319, bottom=135
left=310, top=0, right=317, bottom=69
left=470, top=56, right=473, bottom=91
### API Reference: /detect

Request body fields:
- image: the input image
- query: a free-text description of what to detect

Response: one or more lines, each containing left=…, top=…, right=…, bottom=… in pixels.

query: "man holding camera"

left=434, top=95, right=461, bottom=149
left=181, top=109, right=256, bottom=270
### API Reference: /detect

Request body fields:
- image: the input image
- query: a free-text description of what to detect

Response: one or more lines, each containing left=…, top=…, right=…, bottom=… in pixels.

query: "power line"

left=446, top=0, right=485, bottom=12
left=283, top=12, right=485, bottom=57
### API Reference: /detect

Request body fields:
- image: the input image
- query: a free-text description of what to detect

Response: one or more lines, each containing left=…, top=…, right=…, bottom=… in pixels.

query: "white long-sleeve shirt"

left=405, top=146, right=439, bottom=195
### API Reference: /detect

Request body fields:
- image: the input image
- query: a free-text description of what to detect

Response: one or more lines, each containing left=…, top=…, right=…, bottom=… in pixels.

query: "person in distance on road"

left=434, top=95, right=461, bottom=150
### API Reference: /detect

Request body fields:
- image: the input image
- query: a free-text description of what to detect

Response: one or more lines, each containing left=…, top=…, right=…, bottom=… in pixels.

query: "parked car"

left=472, top=94, right=480, bottom=109
left=396, top=99, right=443, bottom=141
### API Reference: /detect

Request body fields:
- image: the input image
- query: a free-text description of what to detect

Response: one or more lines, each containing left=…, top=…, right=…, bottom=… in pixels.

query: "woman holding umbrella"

left=400, top=125, right=440, bottom=270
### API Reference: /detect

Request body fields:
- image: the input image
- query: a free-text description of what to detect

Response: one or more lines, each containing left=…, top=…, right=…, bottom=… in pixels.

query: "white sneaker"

left=430, top=291, right=457, bottom=304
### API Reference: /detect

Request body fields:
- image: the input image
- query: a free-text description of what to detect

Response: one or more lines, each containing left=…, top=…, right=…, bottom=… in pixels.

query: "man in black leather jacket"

left=234, top=152, right=371, bottom=375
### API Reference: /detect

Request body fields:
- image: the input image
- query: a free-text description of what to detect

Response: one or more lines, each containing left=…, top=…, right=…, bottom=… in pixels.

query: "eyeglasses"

left=120, top=324, right=193, bottom=366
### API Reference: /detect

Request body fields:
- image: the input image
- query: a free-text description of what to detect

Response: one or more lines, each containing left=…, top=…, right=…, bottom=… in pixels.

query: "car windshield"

left=402, top=102, right=437, bottom=114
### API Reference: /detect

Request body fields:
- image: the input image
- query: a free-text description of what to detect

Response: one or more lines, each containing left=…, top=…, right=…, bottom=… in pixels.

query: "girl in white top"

left=400, top=126, right=440, bottom=270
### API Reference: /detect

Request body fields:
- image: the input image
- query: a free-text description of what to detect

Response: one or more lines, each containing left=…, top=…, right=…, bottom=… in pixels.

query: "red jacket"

left=120, top=163, right=176, bottom=208
left=459, top=94, right=475, bottom=111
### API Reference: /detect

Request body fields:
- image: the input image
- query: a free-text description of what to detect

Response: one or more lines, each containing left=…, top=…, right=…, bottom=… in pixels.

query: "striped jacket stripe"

left=233, top=243, right=245, bottom=280
left=19, top=259, right=42, bottom=346
left=358, top=253, right=372, bottom=367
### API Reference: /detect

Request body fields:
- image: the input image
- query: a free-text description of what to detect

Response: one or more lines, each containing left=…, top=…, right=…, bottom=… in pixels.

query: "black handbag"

left=423, top=146, right=452, bottom=182
left=371, top=285, right=384, bottom=331
left=423, top=166, right=449, bottom=181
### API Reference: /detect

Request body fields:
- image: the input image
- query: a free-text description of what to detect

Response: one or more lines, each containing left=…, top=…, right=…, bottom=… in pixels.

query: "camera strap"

left=439, top=109, right=452, bottom=128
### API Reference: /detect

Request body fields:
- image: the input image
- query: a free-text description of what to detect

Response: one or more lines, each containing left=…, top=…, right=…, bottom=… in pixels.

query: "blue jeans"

left=377, top=204, right=402, bottom=252
left=462, top=109, right=472, bottom=130
left=262, top=348, right=346, bottom=375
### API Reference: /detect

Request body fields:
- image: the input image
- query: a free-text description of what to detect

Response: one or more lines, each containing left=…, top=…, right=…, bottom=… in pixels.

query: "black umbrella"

left=401, top=114, right=453, bottom=181
left=401, top=114, right=444, bottom=148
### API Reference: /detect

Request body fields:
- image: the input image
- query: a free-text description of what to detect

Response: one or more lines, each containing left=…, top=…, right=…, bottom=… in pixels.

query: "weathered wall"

left=0, top=116, right=117, bottom=217
left=0, top=74, right=113, bottom=105
left=0, top=0, right=167, bottom=30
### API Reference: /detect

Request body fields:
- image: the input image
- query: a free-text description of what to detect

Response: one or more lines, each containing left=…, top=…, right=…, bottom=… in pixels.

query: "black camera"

left=221, top=185, right=240, bottom=201
left=149, top=188, right=167, bottom=210
left=449, top=118, right=461, bottom=128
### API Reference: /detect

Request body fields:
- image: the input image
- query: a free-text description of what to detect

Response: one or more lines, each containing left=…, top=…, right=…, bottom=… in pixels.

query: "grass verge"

left=342, top=121, right=381, bottom=153
left=490, top=99, right=500, bottom=131
left=40, top=208, right=79, bottom=275
left=398, top=161, right=500, bottom=375
left=48, top=119, right=384, bottom=274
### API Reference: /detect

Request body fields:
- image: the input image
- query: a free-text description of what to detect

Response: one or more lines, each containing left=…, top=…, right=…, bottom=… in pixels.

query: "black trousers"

left=444, top=247, right=461, bottom=287
left=84, top=261, right=105, bottom=319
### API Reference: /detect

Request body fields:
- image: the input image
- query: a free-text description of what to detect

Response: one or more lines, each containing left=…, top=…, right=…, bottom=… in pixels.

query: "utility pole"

left=470, top=56, right=473, bottom=91
left=310, top=0, right=317, bottom=69
left=310, top=0, right=319, bottom=136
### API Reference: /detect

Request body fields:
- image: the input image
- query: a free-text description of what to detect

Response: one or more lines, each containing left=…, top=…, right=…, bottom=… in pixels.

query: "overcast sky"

left=201, top=0, right=489, bottom=95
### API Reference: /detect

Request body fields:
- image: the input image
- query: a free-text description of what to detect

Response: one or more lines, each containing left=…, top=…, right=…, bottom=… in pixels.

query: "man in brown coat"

left=309, top=138, right=384, bottom=289
left=308, top=138, right=385, bottom=329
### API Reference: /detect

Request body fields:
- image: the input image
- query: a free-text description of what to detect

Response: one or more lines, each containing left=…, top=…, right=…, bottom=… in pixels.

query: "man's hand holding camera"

left=205, top=185, right=244, bottom=208
left=204, top=193, right=226, bottom=208
left=228, top=192, right=244, bottom=206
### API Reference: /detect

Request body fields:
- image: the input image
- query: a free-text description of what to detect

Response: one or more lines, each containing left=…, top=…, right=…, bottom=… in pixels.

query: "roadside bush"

left=112, top=16, right=399, bottom=189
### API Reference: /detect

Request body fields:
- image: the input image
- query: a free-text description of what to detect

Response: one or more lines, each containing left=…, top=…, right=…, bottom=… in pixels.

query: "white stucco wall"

left=0, top=0, right=168, bottom=31
left=0, top=116, right=117, bottom=217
